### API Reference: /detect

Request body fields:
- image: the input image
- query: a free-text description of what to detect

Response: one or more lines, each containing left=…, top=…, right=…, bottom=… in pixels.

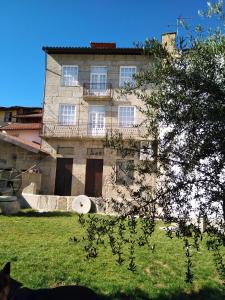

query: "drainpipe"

left=78, top=99, right=81, bottom=136
left=40, top=51, right=47, bottom=145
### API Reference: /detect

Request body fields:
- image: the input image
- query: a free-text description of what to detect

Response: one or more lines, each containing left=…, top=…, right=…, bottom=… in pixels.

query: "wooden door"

left=85, top=159, right=103, bottom=197
left=54, top=158, right=73, bottom=196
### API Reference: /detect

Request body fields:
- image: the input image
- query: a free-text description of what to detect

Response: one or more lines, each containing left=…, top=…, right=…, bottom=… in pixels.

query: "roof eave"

left=0, top=133, right=49, bottom=155
left=0, top=133, right=37, bottom=154
left=42, top=47, right=144, bottom=55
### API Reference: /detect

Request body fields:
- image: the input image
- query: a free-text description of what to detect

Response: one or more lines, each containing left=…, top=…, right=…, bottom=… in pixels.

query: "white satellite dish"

left=72, top=195, right=92, bottom=214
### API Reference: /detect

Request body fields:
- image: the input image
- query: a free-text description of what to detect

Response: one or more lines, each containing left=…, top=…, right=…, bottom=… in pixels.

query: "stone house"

left=40, top=40, right=163, bottom=202
left=0, top=106, right=42, bottom=144
left=0, top=106, right=42, bottom=126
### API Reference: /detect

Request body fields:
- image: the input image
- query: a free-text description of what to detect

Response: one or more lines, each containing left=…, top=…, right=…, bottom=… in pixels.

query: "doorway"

left=54, top=158, right=73, bottom=196
left=85, top=159, right=103, bottom=197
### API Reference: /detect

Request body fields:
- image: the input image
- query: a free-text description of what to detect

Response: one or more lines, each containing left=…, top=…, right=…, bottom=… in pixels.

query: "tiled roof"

left=42, top=46, right=144, bottom=55
left=0, top=133, right=48, bottom=154
left=15, top=114, right=42, bottom=118
left=1, top=123, right=41, bottom=130
left=0, top=106, right=42, bottom=111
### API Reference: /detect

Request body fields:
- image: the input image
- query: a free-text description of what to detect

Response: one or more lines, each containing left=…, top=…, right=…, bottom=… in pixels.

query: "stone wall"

left=40, top=138, right=157, bottom=199
left=20, top=193, right=109, bottom=214
left=20, top=173, right=42, bottom=194
left=0, top=140, right=42, bottom=170
left=0, top=139, right=47, bottom=195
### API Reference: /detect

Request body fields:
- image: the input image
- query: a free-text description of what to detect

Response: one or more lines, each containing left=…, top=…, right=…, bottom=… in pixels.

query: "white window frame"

left=88, top=105, right=106, bottom=136
left=58, top=104, right=76, bottom=125
left=119, top=66, right=136, bottom=87
left=118, top=106, right=135, bottom=128
left=61, top=65, right=78, bottom=86
left=90, top=66, right=108, bottom=95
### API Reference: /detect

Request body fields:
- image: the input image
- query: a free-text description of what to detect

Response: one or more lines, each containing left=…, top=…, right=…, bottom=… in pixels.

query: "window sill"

left=58, top=123, right=77, bottom=126
left=60, top=82, right=79, bottom=87
left=118, top=125, right=135, bottom=128
left=60, top=85, right=80, bottom=88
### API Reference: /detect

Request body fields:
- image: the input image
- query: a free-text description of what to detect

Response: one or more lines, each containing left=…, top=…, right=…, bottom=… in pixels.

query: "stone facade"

left=0, top=140, right=42, bottom=171
left=43, top=54, right=150, bottom=124
left=0, top=139, right=47, bottom=196
left=41, top=46, right=157, bottom=203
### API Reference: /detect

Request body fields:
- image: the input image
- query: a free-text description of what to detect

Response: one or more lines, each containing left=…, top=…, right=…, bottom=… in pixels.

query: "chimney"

left=90, top=42, right=116, bottom=49
left=161, top=32, right=176, bottom=53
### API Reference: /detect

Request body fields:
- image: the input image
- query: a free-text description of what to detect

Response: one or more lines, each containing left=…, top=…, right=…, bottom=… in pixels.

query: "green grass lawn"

left=0, top=210, right=224, bottom=299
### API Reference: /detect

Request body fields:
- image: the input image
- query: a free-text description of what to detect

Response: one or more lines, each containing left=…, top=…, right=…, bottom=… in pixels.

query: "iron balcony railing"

left=83, top=82, right=112, bottom=98
left=41, top=121, right=148, bottom=139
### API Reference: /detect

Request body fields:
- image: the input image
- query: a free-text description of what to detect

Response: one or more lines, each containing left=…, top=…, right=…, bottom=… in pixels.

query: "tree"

left=77, top=1, right=225, bottom=283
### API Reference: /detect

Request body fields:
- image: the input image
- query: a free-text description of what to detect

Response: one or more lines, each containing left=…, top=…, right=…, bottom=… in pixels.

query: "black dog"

left=0, top=262, right=99, bottom=300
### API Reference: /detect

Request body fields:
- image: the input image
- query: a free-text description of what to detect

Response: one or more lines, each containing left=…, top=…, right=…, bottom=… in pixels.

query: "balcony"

left=83, top=83, right=112, bottom=100
left=41, top=121, right=147, bottom=139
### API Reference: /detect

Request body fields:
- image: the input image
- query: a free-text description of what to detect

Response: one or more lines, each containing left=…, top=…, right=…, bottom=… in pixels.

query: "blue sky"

left=0, top=0, right=221, bottom=107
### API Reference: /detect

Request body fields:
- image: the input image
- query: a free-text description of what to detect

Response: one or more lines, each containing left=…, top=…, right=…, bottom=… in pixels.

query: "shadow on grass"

left=8, top=210, right=75, bottom=218
left=99, top=286, right=225, bottom=300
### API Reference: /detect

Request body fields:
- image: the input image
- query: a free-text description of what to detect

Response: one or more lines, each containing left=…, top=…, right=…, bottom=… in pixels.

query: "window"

left=59, top=104, right=76, bottom=125
left=88, top=106, right=105, bottom=136
left=57, top=147, right=74, bottom=155
left=62, top=65, right=78, bottom=86
left=118, top=106, right=135, bottom=127
left=119, top=66, right=136, bottom=87
left=4, top=111, right=12, bottom=122
left=116, top=160, right=134, bottom=185
left=87, top=148, right=104, bottom=156
left=90, top=66, right=107, bottom=95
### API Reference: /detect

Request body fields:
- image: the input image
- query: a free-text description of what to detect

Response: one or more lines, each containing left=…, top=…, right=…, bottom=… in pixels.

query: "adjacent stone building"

left=0, top=106, right=42, bottom=144
left=0, top=132, right=48, bottom=195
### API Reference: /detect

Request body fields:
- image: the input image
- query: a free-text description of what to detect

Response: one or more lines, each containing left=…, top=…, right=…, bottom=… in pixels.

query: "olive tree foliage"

left=76, top=1, right=225, bottom=283
left=138, top=1, right=225, bottom=226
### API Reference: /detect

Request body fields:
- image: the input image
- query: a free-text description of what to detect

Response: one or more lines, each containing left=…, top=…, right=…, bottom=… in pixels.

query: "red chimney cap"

left=90, top=42, right=116, bottom=49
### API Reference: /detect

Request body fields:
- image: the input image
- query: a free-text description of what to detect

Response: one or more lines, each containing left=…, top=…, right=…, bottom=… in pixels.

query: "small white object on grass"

left=160, top=225, right=179, bottom=232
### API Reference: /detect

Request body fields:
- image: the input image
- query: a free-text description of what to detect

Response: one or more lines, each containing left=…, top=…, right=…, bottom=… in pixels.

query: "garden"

left=0, top=210, right=224, bottom=299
